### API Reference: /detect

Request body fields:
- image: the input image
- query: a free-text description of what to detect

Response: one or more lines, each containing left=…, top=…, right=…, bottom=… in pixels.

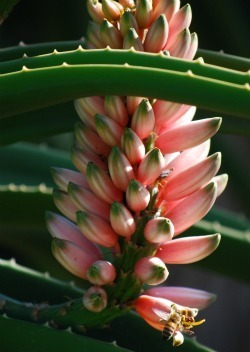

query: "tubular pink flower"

left=155, top=117, right=222, bottom=154
left=68, top=182, right=111, bottom=221
left=156, top=234, right=221, bottom=264
left=102, top=0, right=123, bottom=22
left=134, top=256, right=169, bottom=285
left=104, top=96, right=129, bottom=127
left=86, top=162, right=123, bottom=204
left=46, top=211, right=103, bottom=258
left=131, top=99, right=155, bottom=140
left=121, top=128, right=145, bottom=165
left=74, top=96, right=105, bottom=131
left=167, top=3, right=192, bottom=47
left=71, top=145, right=108, bottom=174
left=110, top=201, right=136, bottom=237
left=123, top=28, right=144, bottom=51
left=100, top=19, right=123, bottom=49
left=77, top=210, right=118, bottom=248
left=152, top=0, right=180, bottom=23
left=163, top=152, right=222, bottom=201
left=164, top=140, right=211, bottom=178
left=144, top=286, right=216, bottom=310
left=167, top=28, right=191, bottom=58
left=185, top=32, right=198, bottom=60
left=74, top=121, right=110, bottom=156
left=108, top=146, right=135, bottom=191
left=51, top=238, right=102, bottom=279
left=126, top=179, right=150, bottom=212
left=213, top=173, right=229, bottom=197
left=137, top=148, right=165, bottom=186
left=135, top=0, right=153, bottom=29
left=50, top=167, right=90, bottom=192
left=144, top=217, right=174, bottom=244
left=144, top=14, right=169, bottom=53
left=53, top=188, right=78, bottom=222
left=95, top=113, right=124, bottom=147
left=83, top=286, right=108, bottom=312
left=87, top=260, right=116, bottom=285
left=157, top=105, right=197, bottom=132
left=164, top=181, right=218, bottom=235
left=120, top=10, right=139, bottom=38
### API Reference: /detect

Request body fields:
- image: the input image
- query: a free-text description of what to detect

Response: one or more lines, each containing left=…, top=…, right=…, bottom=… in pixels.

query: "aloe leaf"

left=1, top=61, right=249, bottom=119
left=0, top=316, right=132, bottom=352
left=197, top=49, right=250, bottom=72
left=1, top=49, right=248, bottom=87
left=0, top=0, right=20, bottom=24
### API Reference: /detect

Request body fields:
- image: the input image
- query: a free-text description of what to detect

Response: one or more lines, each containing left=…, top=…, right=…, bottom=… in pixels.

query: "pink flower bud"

left=120, top=10, right=139, bottom=37
left=144, top=217, right=174, bottom=244
left=135, top=0, right=153, bottom=29
left=126, top=96, right=144, bottom=115
left=163, top=152, right=221, bottom=201
left=119, top=0, right=135, bottom=9
left=152, top=0, right=180, bottom=22
left=87, top=260, right=116, bottom=285
left=74, top=121, right=110, bottom=156
left=52, top=238, right=102, bottom=279
left=155, top=117, right=222, bottom=154
left=108, top=146, right=135, bottom=191
left=185, top=32, right=198, bottom=60
left=53, top=188, right=77, bottom=222
left=144, top=286, right=216, bottom=310
left=134, top=256, right=169, bottom=285
left=77, top=210, right=118, bottom=248
left=74, top=96, right=105, bottom=131
left=144, top=14, right=169, bottom=53
left=123, top=28, right=144, bottom=51
left=167, top=28, right=191, bottom=58
left=121, top=128, right=145, bottom=165
left=87, top=0, right=105, bottom=24
left=104, top=95, right=129, bottom=127
left=165, top=181, right=217, bottom=235
left=95, top=113, right=124, bottom=147
left=102, top=0, right=123, bottom=22
left=83, top=286, right=108, bottom=312
left=51, top=167, right=90, bottom=192
left=68, top=182, right=110, bottom=221
left=137, top=148, right=165, bottom=186
left=86, top=162, right=123, bottom=204
left=71, top=145, right=108, bottom=174
left=126, top=179, right=150, bottom=212
left=46, top=212, right=103, bottom=258
left=131, top=99, right=155, bottom=140
left=110, top=202, right=136, bottom=237
left=100, top=19, right=123, bottom=49
left=156, top=234, right=221, bottom=264
left=167, top=4, right=192, bottom=47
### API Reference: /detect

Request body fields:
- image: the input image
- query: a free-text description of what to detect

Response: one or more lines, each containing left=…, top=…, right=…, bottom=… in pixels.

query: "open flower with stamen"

left=45, top=0, right=227, bottom=346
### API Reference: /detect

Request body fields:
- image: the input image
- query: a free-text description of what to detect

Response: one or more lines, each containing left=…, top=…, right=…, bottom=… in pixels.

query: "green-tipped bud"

left=86, top=21, right=104, bottom=49
left=131, top=99, right=155, bottom=140
left=121, top=128, right=145, bottom=165
left=95, top=113, right=124, bottom=147
left=123, top=28, right=144, bottom=51
left=135, top=0, right=153, bottom=29
left=120, top=9, right=139, bottom=37
left=108, top=146, right=135, bottom=191
left=100, top=19, right=123, bottom=49
left=87, top=260, right=116, bottom=285
left=144, top=14, right=169, bottom=52
left=83, top=286, right=108, bottom=312
left=144, top=217, right=174, bottom=244
left=134, top=256, right=169, bottom=285
left=126, top=179, right=150, bottom=212
left=104, top=96, right=129, bottom=127
left=102, top=0, right=123, bottom=21
left=110, top=202, right=136, bottom=237
left=137, top=148, right=165, bottom=186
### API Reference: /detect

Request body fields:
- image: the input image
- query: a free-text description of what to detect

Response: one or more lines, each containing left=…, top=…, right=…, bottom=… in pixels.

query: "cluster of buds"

left=46, top=0, right=228, bottom=346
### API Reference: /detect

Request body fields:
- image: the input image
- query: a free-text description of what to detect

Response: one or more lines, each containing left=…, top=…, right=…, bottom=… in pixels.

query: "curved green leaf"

left=1, top=61, right=249, bottom=119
